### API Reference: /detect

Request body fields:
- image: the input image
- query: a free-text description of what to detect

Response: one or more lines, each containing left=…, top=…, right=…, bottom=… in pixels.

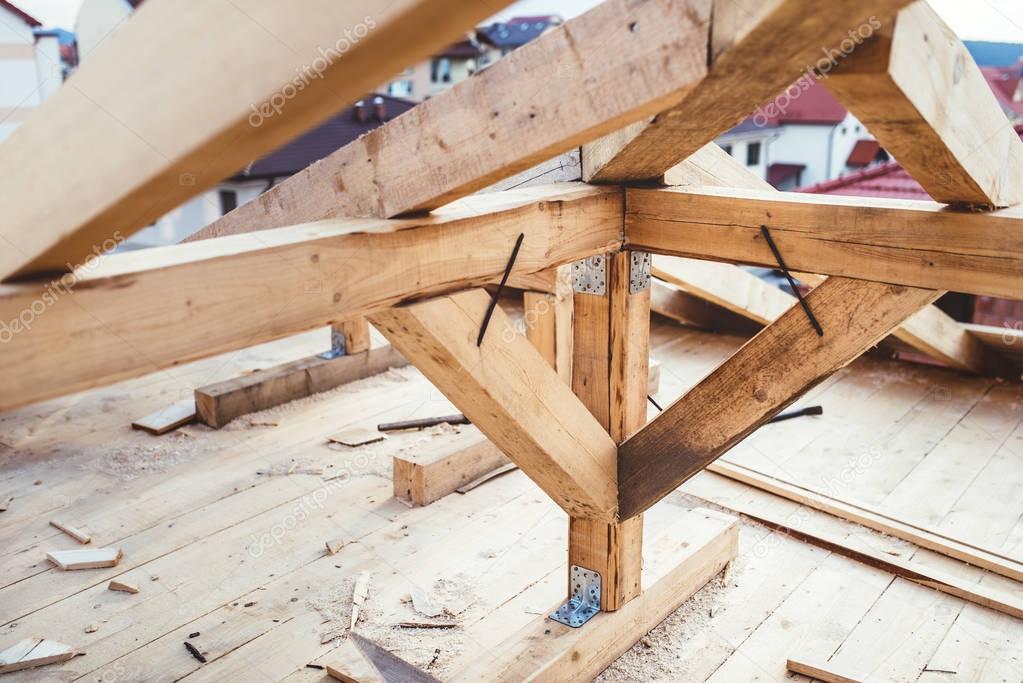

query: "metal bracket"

left=550, top=565, right=601, bottom=628
left=318, top=327, right=347, bottom=360
left=572, top=255, right=607, bottom=295
left=629, top=251, right=651, bottom=293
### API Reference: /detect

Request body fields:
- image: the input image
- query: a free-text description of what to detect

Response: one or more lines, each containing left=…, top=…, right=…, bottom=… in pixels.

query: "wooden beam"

left=0, top=184, right=621, bottom=412
left=392, top=427, right=510, bottom=507
left=625, top=185, right=1023, bottom=300
left=0, top=0, right=510, bottom=280
left=582, top=0, right=914, bottom=183
left=522, top=268, right=574, bottom=384
left=332, top=319, right=371, bottom=355
left=650, top=280, right=760, bottom=334
left=617, top=276, right=940, bottom=520
left=184, top=0, right=710, bottom=240
left=368, top=289, right=619, bottom=521
left=569, top=252, right=649, bottom=611
left=823, top=1, right=1023, bottom=208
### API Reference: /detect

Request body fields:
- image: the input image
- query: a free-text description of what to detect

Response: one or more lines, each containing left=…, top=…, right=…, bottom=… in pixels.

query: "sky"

left=12, top=0, right=1023, bottom=43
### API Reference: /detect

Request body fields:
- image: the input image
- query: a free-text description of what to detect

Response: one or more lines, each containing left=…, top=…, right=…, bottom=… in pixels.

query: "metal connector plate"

left=550, top=565, right=601, bottom=628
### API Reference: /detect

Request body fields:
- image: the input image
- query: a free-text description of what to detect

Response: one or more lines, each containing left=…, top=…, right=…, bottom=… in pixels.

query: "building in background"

left=0, top=1, right=64, bottom=143
left=75, top=0, right=143, bottom=61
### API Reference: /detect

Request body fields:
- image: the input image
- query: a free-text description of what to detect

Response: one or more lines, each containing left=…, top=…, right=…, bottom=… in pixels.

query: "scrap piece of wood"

left=370, top=289, right=620, bottom=521
left=107, top=580, right=139, bottom=594
left=455, top=462, right=519, bottom=495
left=328, top=428, right=386, bottom=448
left=618, top=277, right=940, bottom=520
left=326, top=633, right=439, bottom=683
left=0, top=184, right=621, bottom=414
left=196, top=346, right=408, bottom=429
left=787, top=656, right=876, bottom=683
left=49, top=519, right=91, bottom=544
left=582, top=0, right=914, bottom=183
left=0, top=638, right=79, bottom=674
left=187, top=0, right=709, bottom=240
left=325, top=538, right=347, bottom=556
left=708, top=459, right=1023, bottom=582
left=451, top=509, right=739, bottom=682
left=131, top=400, right=196, bottom=435
left=824, top=1, right=1023, bottom=208
left=351, top=571, right=371, bottom=631
left=326, top=639, right=385, bottom=683
left=647, top=358, right=661, bottom=396
left=46, top=547, right=122, bottom=571
left=393, top=428, right=511, bottom=506
left=0, top=0, right=511, bottom=280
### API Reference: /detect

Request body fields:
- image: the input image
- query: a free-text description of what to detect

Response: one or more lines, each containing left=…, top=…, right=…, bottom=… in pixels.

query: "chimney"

left=373, top=96, right=386, bottom=122
left=353, top=100, right=368, bottom=123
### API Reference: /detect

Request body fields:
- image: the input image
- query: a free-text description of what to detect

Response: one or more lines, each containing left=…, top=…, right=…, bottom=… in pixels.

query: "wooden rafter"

left=0, top=185, right=621, bottom=412
left=582, top=0, right=914, bottom=183
left=368, top=289, right=619, bottom=521
left=0, top=0, right=511, bottom=281
left=617, top=277, right=941, bottom=519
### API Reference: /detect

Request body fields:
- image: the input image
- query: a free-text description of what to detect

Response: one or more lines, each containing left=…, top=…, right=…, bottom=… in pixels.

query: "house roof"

left=729, top=79, right=847, bottom=136
left=846, top=139, right=883, bottom=167
left=767, top=163, right=804, bottom=187
left=478, top=15, right=561, bottom=48
left=1, top=0, right=41, bottom=27
left=436, top=38, right=483, bottom=59
left=800, top=123, right=1023, bottom=200
left=981, top=66, right=1023, bottom=119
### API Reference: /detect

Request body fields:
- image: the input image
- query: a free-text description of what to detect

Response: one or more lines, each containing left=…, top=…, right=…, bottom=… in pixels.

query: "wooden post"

left=333, top=319, right=371, bottom=355
left=568, top=251, right=650, bottom=611
left=523, top=265, right=574, bottom=384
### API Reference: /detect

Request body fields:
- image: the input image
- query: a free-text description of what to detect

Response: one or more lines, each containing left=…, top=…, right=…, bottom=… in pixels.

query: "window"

left=431, top=58, right=451, bottom=83
left=722, top=144, right=733, bottom=156
left=387, top=80, right=414, bottom=98
left=746, top=142, right=761, bottom=167
left=218, top=190, right=237, bottom=215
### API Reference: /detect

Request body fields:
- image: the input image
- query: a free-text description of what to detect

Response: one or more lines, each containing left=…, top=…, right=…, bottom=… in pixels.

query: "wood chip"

left=0, top=638, right=79, bottom=674
left=455, top=463, right=519, bottom=494
left=351, top=570, right=371, bottom=630
left=327, top=427, right=386, bottom=447
left=46, top=547, right=122, bottom=570
left=409, top=584, right=444, bottom=618
left=108, top=579, right=139, bottom=593
left=49, top=519, right=92, bottom=544
left=131, top=399, right=196, bottom=435
left=84, top=624, right=98, bottom=634
left=325, top=538, right=347, bottom=555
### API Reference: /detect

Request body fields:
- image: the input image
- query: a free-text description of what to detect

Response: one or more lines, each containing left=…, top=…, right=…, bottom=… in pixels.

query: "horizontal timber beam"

left=618, top=276, right=940, bottom=519
left=626, top=185, right=1023, bottom=300
left=369, top=289, right=619, bottom=521
left=0, top=184, right=621, bottom=412
left=0, top=0, right=509, bottom=280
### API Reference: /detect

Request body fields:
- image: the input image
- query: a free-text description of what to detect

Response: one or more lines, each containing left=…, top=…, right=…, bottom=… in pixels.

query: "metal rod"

left=377, top=414, right=470, bottom=432
left=647, top=395, right=663, bottom=412
left=477, top=232, right=525, bottom=346
left=760, top=226, right=823, bottom=337
left=767, top=405, right=823, bottom=424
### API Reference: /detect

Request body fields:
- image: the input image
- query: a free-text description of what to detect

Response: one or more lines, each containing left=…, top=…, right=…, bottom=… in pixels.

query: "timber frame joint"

left=550, top=565, right=602, bottom=628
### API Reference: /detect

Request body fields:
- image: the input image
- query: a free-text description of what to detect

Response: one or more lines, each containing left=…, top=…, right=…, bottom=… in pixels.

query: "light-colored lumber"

left=709, top=459, right=1023, bottom=582
left=618, top=277, right=941, bottom=519
left=0, top=184, right=621, bottom=413
left=107, top=580, right=139, bottom=594
left=334, top=319, right=371, bottom=355
left=370, top=289, right=619, bottom=521
left=186, top=0, right=709, bottom=241
left=0, top=638, right=78, bottom=674
left=0, top=0, right=510, bottom=280
left=787, top=656, right=876, bottom=683
left=451, top=508, right=739, bottom=682
left=648, top=358, right=660, bottom=395
left=455, top=463, right=519, bottom=494
left=350, top=570, right=371, bottom=630
left=962, top=323, right=1023, bottom=375
left=392, top=428, right=510, bottom=507
left=196, top=346, right=408, bottom=429
left=824, top=1, right=1023, bottom=208
left=130, top=399, right=197, bottom=435
left=650, top=279, right=757, bottom=333
left=582, top=0, right=914, bottom=183
left=325, top=638, right=386, bottom=683
left=523, top=291, right=557, bottom=370
left=569, top=252, right=649, bottom=610
left=46, top=547, right=122, bottom=571
left=625, top=185, right=1023, bottom=300
left=328, top=427, right=386, bottom=448
left=49, top=519, right=91, bottom=544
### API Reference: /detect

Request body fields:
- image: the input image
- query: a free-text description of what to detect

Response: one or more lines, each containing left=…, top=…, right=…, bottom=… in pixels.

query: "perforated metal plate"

left=629, top=251, right=651, bottom=293
left=572, top=255, right=607, bottom=295
left=550, top=565, right=601, bottom=628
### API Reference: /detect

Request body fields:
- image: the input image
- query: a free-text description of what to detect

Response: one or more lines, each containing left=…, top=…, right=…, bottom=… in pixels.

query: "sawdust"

left=89, top=431, right=200, bottom=480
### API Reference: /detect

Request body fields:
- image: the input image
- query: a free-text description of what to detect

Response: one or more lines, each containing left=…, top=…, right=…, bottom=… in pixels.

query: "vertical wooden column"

left=568, top=251, right=650, bottom=611
left=523, top=264, right=574, bottom=383
left=332, top=319, right=371, bottom=355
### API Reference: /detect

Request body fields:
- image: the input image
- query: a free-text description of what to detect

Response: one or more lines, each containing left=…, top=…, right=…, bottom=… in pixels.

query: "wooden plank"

left=708, top=459, right=1023, bottom=582
left=523, top=292, right=557, bottom=370
left=131, top=399, right=197, bottom=435
left=962, top=323, right=1023, bottom=375
left=185, top=0, right=709, bottom=241
left=650, top=279, right=759, bottom=334
left=0, top=0, right=510, bottom=280
left=824, top=1, right=1023, bottom=208
left=787, top=656, right=876, bottom=683
left=333, top=319, right=371, bottom=355
left=0, top=638, right=78, bottom=674
left=46, top=547, right=122, bottom=571
left=625, top=185, right=1023, bottom=299
left=392, top=428, right=510, bottom=507
left=48, top=519, right=92, bottom=544
left=0, top=184, right=621, bottom=413
left=618, top=276, right=941, bottom=519
left=582, top=0, right=913, bottom=183
left=195, top=346, right=408, bottom=429
left=450, top=508, right=739, bottom=682
left=369, top=289, right=619, bottom=521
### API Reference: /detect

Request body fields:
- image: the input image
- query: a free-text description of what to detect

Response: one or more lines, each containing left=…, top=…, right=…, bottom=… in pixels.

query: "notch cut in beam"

left=618, top=276, right=940, bottom=520
left=369, top=289, right=619, bottom=521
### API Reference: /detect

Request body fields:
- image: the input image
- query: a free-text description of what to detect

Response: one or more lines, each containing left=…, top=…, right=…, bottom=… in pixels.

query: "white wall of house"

left=0, top=6, right=54, bottom=143
left=767, top=124, right=832, bottom=187
left=75, top=0, right=132, bottom=61
left=717, top=131, right=775, bottom=180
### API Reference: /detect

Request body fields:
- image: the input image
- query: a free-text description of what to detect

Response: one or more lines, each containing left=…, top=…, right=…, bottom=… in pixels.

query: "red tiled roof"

left=436, top=39, right=483, bottom=59
left=981, top=66, right=1023, bottom=118
left=846, top=139, right=882, bottom=167
left=757, top=79, right=848, bottom=126
left=767, top=163, right=805, bottom=187
left=1, top=0, right=41, bottom=26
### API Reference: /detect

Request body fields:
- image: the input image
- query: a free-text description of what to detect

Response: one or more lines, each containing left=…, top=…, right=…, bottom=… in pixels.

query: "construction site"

left=1, top=0, right=1023, bottom=681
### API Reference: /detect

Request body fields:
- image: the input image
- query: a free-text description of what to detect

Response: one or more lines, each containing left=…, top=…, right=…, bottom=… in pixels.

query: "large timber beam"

left=618, top=277, right=941, bottom=519
left=0, top=184, right=621, bottom=412
left=368, top=289, right=619, bottom=521
left=582, top=0, right=914, bottom=183
left=0, top=0, right=510, bottom=281
left=185, top=0, right=710, bottom=242
left=625, top=185, right=1023, bottom=300
left=823, top=1, right=1023, bottom=208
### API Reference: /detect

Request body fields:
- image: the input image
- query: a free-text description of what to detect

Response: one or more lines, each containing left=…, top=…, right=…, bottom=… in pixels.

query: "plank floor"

left=1, top=316, right=1021, bottom=682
